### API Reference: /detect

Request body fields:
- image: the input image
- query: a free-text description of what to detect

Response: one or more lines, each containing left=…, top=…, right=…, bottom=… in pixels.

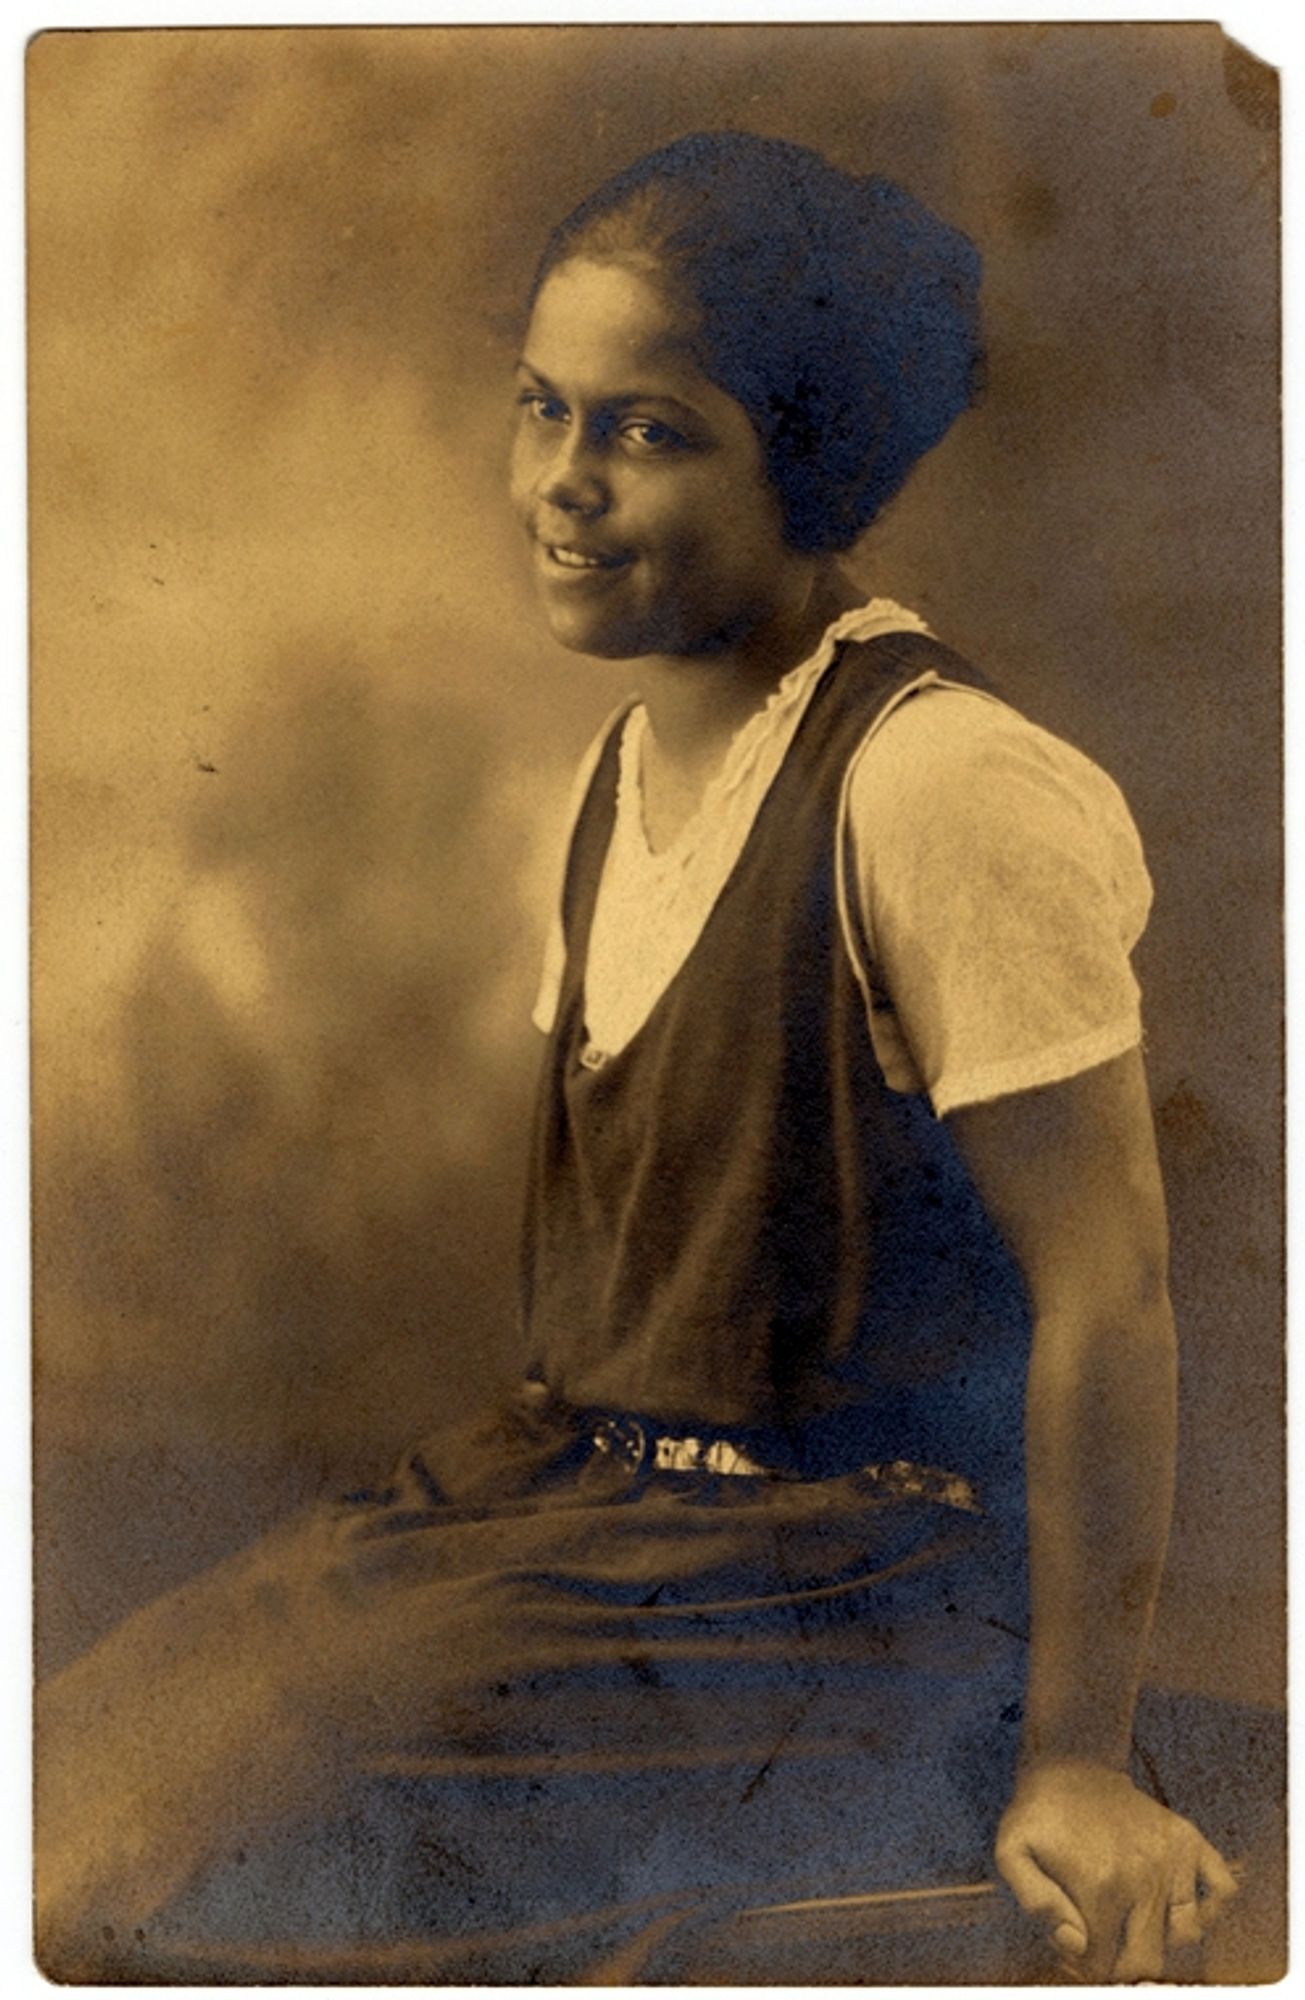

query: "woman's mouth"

left=540, top=541, right=632, bottom=573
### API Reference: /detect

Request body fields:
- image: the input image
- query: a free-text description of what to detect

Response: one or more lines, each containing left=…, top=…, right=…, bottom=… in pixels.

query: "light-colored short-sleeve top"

left=533, top=602, right=1152, bottom=1119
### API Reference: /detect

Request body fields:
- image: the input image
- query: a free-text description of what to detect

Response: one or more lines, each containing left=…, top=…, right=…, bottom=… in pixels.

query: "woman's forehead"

left=522, top=257, right=717, bottom=406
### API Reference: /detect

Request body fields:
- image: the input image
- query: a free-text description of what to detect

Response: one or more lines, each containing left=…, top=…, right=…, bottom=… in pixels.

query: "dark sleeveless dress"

left=40, top=633, right=1034, bottom=1983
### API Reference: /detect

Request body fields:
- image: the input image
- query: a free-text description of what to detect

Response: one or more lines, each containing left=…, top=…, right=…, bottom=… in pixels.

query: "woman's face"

left=510, top=257, right=808, bottom=660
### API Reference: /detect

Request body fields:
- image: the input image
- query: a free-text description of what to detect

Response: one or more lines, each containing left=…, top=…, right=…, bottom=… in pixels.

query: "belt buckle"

left=592, top=1414, right=649, bottom=1472
left=867, top=1458, right=980, bottom=1514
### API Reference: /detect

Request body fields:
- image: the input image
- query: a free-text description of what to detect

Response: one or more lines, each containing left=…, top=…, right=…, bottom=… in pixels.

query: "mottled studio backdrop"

left=30, top=25, right=1280, bottom=1703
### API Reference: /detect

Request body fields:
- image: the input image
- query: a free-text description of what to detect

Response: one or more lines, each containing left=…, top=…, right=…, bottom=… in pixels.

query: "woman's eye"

left=620, top=419, right=686, bottom=453
left=518, top=391, right=568, bottom=424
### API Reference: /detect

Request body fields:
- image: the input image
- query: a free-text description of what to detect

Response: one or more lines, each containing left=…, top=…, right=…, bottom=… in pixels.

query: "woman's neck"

left=632, top=565, right=864, bottom=855
left=636, top=566, right=862, bottom=779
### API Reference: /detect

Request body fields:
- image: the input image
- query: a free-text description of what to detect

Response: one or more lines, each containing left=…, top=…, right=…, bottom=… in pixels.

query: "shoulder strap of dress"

left=557, top=698, right=638, bottom=942
left=531, top=699, right=636, bottom=1037
left=834, top=626, right=999, bottom=697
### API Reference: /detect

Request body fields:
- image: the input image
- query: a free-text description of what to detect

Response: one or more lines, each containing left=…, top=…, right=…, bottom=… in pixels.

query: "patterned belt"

left=589, top=1414, right=980, bottom=1512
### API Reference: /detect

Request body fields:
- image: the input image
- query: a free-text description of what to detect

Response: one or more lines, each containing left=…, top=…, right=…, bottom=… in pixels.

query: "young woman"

left=38, top=131, right=1236, bottom=1984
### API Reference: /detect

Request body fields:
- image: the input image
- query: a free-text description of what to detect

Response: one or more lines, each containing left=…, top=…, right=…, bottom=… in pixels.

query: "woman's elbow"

left=1026, top=1241, right=1176, bottom=1384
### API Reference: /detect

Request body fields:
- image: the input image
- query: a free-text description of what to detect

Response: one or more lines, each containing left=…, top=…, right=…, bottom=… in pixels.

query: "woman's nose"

left=539, top=430, right=608, bottom=518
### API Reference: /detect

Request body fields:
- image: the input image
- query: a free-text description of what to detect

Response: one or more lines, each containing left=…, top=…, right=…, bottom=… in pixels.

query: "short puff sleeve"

left=845, top=685, right=1153, bottom=1118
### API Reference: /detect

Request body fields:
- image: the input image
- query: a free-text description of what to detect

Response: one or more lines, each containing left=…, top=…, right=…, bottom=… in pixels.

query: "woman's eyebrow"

left=514, top=360, right=705, bottom=423
left=606, top=391, right=705, bottom=422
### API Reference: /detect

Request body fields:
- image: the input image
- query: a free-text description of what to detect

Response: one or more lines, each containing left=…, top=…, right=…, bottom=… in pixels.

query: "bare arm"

left=951, top=1046, right=1175, bottom=1769
left=948, top=1049, right=1236, bottom=1979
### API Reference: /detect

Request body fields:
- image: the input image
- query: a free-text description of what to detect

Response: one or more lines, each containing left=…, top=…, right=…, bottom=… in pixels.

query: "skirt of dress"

left=36, top=1383, right=1030, bottom=1983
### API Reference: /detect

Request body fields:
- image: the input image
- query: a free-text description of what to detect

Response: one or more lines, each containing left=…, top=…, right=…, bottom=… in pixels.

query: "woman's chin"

left=539, top=599, right=645, bottom=662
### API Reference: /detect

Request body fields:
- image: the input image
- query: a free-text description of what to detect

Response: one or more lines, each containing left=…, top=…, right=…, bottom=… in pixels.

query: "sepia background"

left=30, top=25, right=1280, bottom=1724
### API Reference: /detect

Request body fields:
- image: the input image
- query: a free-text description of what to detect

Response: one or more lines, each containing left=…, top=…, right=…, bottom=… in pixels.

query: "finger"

left=1196, top=1842, right=1241, bottom=1927
left=1113, top=1877, right=1170, bottom=1983
left=1052, top=1919, right=1089, bottom=1960
left=995, top=1841, right=1088, bottom=1951
left=1166, top=1870, right=1204, bottom=1952
left=1168, top=1856, right=1208, bottom=1952
left=1076, top=1880, right=1129, bottom=1984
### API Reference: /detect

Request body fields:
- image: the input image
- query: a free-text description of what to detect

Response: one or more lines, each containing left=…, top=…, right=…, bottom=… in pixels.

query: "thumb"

left=996, top=1844, right=1088, bottom=1956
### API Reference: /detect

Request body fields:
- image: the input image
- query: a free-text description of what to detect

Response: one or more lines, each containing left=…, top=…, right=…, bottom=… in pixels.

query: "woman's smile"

left=536, top=538, right=634, bottom=577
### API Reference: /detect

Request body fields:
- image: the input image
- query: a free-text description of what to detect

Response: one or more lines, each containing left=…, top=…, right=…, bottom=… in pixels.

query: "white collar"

left=618, top=597, right=930, bottom=860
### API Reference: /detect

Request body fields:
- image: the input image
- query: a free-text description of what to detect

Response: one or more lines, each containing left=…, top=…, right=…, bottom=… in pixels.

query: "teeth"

left=549, top=546, right=618, bottom=569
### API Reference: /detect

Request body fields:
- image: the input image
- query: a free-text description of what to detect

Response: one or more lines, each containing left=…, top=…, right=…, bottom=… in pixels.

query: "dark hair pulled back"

left=531, top=131, right=984, bottom=555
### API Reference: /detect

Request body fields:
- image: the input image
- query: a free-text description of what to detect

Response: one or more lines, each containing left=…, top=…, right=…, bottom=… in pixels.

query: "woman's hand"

left=995, top=1758, right=1239, bottom=1981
